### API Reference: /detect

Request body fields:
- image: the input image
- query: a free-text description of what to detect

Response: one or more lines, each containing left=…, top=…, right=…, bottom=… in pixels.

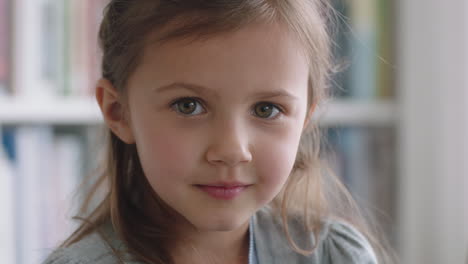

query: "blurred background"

left=0, top=0, right=467, bottom=263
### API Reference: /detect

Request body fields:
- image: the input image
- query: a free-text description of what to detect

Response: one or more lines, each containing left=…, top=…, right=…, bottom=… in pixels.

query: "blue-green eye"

left=254, top=103, right=282, bottom=119
left=172, top=98, right=205, bottom=115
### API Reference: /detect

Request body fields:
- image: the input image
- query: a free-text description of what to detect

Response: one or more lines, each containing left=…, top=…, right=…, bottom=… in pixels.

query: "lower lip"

left=196, top=185, right=249, bottom=200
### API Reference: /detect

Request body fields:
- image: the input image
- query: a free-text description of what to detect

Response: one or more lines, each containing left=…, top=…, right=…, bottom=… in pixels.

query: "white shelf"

left=315, top=99, right=397, bottom=127
left=0, top=97, right=103, bottom=125
left=0, top=97, right=397, bottom=126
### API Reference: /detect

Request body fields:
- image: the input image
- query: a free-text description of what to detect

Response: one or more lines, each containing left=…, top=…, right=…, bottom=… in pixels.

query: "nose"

left=205, top=119, right=253, bottom=167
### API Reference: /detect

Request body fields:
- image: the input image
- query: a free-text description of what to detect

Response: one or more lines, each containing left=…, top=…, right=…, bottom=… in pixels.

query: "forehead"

left=131, top=21, right=309, bottom=97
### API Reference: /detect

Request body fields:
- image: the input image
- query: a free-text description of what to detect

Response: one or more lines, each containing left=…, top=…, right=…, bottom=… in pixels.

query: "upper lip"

left=195, top=182, right=251, bottom=188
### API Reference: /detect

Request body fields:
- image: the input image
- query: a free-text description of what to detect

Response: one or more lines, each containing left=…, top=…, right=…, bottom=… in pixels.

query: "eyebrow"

left=153, top=82, right=299, bottom=100
left=153, top=82, right=219, bottom=98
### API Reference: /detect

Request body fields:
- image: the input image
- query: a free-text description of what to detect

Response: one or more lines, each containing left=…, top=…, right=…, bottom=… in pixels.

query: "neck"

left=171, top=220, right=250, bottom=264
left=142, top=194, right=251, bottom=263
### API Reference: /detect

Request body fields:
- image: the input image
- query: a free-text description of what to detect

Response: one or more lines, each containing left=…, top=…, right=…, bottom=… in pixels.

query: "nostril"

left=206, top=147, right=252, bottom=167
left=205, top=127, right=252, bottom=166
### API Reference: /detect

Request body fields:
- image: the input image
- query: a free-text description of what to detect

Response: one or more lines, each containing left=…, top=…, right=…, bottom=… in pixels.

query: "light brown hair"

left=62, top=0, right=395, bottom=263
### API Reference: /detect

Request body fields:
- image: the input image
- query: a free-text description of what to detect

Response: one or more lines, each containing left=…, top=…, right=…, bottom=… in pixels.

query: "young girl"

left=45, top=0, right=392, bottom=263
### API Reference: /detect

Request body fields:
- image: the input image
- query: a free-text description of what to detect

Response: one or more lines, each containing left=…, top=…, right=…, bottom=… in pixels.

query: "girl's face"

left=123, top=22, right=309, bottom=232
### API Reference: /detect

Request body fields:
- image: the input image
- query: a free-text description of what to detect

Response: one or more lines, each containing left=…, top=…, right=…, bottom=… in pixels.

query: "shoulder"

left=319, top=220, right=378, bottom=264
left=43, top=223, right=135, bottom=264
left=43, top=235, right=114, bottom=264
left=253, top=206, right=378, bottom=264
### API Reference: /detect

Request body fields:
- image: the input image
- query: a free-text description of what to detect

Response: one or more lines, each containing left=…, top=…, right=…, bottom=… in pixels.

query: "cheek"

left=134, top=123, right=199, bottom=186
left=254, top=125, right=303, bottom=200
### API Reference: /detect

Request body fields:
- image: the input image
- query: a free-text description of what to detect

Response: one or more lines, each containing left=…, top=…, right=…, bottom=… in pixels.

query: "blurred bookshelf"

left=0, top=0, right=404, bottom=263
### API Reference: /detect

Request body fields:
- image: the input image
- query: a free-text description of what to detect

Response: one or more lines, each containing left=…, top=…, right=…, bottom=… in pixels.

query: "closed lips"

left=195, top=184, right=251, bottom=200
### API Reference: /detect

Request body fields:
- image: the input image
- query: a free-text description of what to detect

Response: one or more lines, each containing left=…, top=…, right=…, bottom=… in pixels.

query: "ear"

left=95, top=78, right=135, bottom=144
left=303, top=103, right=317, bottom=129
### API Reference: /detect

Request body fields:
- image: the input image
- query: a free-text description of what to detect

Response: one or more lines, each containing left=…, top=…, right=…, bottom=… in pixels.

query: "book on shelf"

left=322, top=126, right=396, bottom=244
left=331, top=0, right=394, bottom=100
left=0, top=127, right=15, bottom=263
left=0, top=125, right=101, bottom=264
left=376, top=0, right=394, bottom=98
left=349, top=0, right=378, bottom=99
left=0, top=0, right=10, bottom=96
left=11, top=0, right=107, bottom=99
left=15, top=126, right=56, bottom=264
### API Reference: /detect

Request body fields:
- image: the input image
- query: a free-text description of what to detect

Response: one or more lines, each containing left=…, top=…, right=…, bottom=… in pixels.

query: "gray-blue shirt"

left=44, top=206, right=377, bottom=264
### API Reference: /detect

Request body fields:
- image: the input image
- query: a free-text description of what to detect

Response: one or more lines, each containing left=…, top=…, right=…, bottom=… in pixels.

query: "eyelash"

left=169, top=97, right=285, bottom=120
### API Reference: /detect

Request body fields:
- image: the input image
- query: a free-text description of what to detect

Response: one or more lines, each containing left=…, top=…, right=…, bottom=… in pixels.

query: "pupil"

left=257, top=104, right=272, bottom=117
left=181, top=100, right=195, bottom=113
